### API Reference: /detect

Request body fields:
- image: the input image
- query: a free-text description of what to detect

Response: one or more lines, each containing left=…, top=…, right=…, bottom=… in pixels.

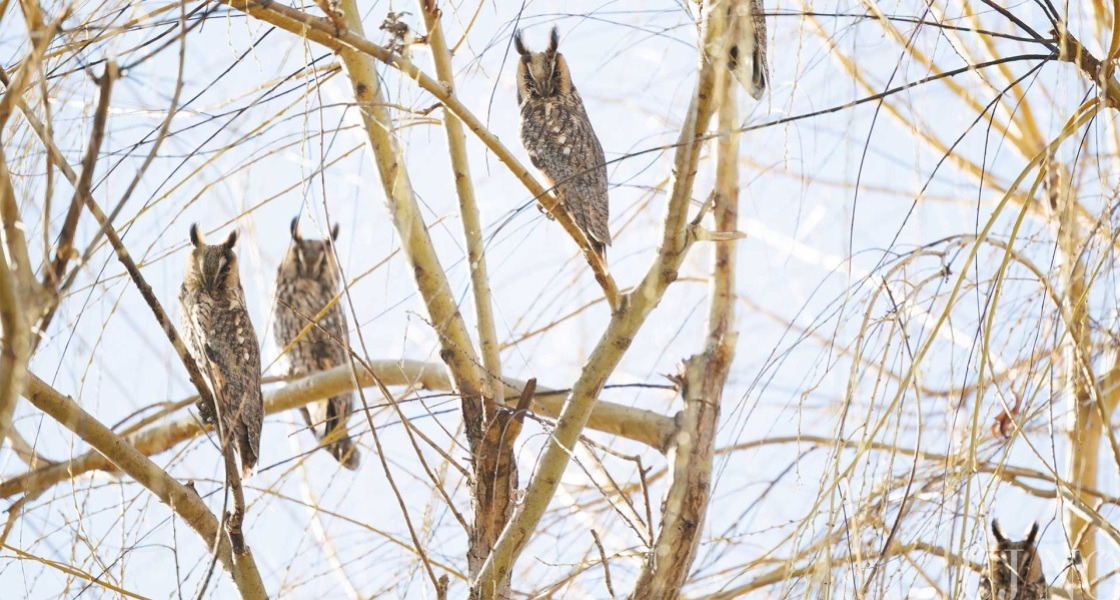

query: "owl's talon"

left=195, top=398, right=217, bottom=426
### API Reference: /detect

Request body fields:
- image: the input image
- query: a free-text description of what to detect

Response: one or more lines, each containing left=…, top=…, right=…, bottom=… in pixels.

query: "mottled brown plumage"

left=692, top=0, right=769, bottom=99
left=179, top=224, right=264, bottom=478
left=515, top=27, right=610, bottom=256
left=274, top=219, right=359, bottom=470
left=980, top=520, right=1050, bottom=600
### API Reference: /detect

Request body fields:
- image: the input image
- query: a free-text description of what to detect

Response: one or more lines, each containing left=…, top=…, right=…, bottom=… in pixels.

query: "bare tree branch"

left=473, top=3, right=724, bottom=590
left=414, top=1, right=517, bottom=583
left=1, top=360, right=674, bottom=499
left=629, top=2, right=741, bottom=594
left=0, top=4, right=63, bottom=447
left=21, top=374, right=267, bottom=599
left=47, top=62, right=117, bottom=287
left=217, top=0, right=620, bottom=307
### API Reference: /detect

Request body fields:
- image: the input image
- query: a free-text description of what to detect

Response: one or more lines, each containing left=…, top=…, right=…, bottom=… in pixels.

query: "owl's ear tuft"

left=514, top=30, right=528, bottom=56
left=189, top=223, right=202, bottom=248
left=991, top=519, right=1006, bottom=543
left=1025, top=522, right=1039, bottom=546
left=331, top=223, right=341, bottom=242
left=548, top=26, right=559, bottom=53
left=223, top=230, right=238, bottom=250
left=290, top=217, right=301, bottom=241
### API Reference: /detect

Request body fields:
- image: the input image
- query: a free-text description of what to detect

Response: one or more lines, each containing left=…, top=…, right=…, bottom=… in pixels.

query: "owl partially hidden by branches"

left=691, top=0, right=769, bottom=99
left=274, top=219, right=360, bottom=470
left=515, top=27, right=611, bottom=258
left=980, top=520, right=1050, bottom=600
left=179, top=225, right=264, bottom=478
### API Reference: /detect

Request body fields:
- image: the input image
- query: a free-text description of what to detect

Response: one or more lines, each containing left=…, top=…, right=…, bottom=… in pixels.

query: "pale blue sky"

left=2, top=0, right=1114, bottom=597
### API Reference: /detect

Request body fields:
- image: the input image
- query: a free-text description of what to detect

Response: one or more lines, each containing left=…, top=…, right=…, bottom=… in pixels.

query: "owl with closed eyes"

left=179, top=224, right=263, bottom=478
left=979, top=520, right=1050, bottom=600
left=274, top=219, right=359, bottom=470
left=515, top=27, right=611, bottom=258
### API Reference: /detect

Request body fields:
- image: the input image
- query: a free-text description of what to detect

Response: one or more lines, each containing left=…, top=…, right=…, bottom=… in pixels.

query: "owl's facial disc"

left=525, top=53, right=559, bottom=98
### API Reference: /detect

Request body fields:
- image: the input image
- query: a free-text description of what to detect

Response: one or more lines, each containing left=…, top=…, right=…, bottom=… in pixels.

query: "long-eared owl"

left=979, top=520, right=1050, bottom=600
left=179, top=224, right=264, bottom=478
left=691, top=0, right=769, bottom=99
left=515, top=27, right=611, bottom=257
left=274, top=219, right=360, bottom=470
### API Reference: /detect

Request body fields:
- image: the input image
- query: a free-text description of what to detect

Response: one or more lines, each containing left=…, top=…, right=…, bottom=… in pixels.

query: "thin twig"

left=218, top=0, right=620, bottom=307
left=48, top=61, right=118, bottom=286
left=591, top=529, right=615, bottom=598
left=21, top=374, right=267, bottom=598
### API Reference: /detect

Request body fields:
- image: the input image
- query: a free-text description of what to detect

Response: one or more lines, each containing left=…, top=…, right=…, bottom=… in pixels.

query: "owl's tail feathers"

left=746, top=51, right=767, bottom=100
left=591, top=240, right=608, bottom=266
left=578, top=209, right=611, bottom=250
left=329, top=436, right=361, bottom=471
left=236, top=427, right=260, bottom=479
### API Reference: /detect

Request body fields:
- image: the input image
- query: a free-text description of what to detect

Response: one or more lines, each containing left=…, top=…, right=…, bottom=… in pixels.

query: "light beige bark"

left=0, top=7, right=59, bottom=458
left=415, top=2, right=515, bottom=584
left=472, top=5, right=724, bottom=593
left=218, top=0, right=619, bottom=306
left=628, top=2, right=740, bottom=594
left=22, top=374, right=267, bottom=599
left=1051, top=33, right=1120, bottom=598
left=1, top=360, right=673, bottom=500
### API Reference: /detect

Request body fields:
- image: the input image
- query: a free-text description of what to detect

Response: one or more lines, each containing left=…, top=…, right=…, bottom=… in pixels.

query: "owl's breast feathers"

left=275, top=278, right=347, bottom=370
left=180, top=285, right=263, bottom=476
left=273, top=270, right=359, bottom=469
left=519, top=93, right=611, bottom=247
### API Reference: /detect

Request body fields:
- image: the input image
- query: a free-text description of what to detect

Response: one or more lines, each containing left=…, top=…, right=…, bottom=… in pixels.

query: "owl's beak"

left=202, top=270, right=225, bottom=295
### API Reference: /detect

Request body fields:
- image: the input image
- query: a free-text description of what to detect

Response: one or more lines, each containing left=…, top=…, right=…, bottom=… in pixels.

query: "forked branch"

left=217, top=0, right=620, bottom=307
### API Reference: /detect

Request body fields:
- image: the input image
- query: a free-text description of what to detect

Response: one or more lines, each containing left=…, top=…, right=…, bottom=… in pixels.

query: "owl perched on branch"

left=515, top=27, right=611, bottom=258
left=179, top=225, right=264, bottom=478
left=691, top=0, right=769, bottom=99
left=274, top=219, right=360, bottom=470
left=979, top=520, right=1050, bottom=600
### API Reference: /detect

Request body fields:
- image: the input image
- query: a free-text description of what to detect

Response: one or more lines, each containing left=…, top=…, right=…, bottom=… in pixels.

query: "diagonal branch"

left=47, top=62, right=117, bottom=287
left=473, top=4, right=724, bottom=592
left=1055, top=28, right=1120, bottom=107
left=218, top=0, right=619, bottom=307
left=21, top=374, right=267, bottom=598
